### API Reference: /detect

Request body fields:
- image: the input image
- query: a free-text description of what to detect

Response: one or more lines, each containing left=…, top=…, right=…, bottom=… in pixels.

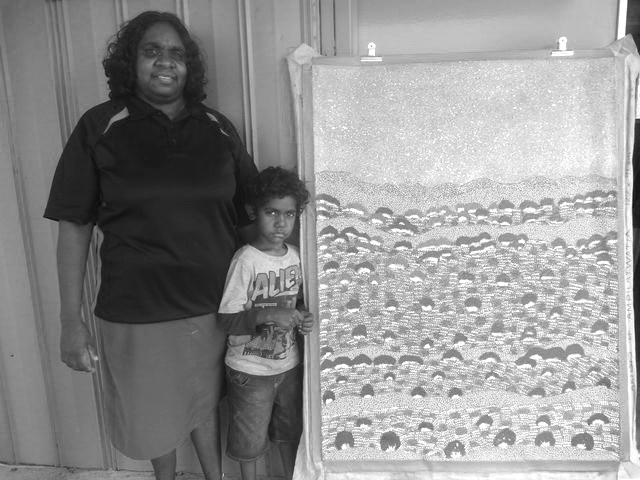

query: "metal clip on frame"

left=361, top=42, right=382, bottom=62
left=551, top=36, right=574, bottom=57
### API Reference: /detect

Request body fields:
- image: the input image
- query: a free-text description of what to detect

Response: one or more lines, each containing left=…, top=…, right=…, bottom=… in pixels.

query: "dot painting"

left=308, top=52, right=634, bottom=465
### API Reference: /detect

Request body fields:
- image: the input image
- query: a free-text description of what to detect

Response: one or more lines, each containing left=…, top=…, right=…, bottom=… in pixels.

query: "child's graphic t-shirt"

left=218, top=244, right=302, bottom=375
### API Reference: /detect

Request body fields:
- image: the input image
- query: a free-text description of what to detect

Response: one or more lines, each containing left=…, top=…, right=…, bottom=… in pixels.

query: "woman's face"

left=135, top=22, right=187, bottom=108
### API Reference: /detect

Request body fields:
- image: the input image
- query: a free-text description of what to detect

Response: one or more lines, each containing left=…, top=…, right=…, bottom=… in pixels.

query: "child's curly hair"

left=245, top=167, right=310, bottom=214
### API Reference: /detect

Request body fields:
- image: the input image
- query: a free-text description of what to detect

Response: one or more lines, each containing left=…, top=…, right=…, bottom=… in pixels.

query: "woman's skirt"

left=99, top=313, right=226, bottom=460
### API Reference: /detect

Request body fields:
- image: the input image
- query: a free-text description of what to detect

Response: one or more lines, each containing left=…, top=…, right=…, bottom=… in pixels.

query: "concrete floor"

left=2, top=465, right=640, bottom=480
left=0, top=464, right=203, bottom=479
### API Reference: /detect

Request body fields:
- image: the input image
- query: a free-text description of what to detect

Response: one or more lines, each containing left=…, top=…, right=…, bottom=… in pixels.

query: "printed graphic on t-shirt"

left=242, top=324, right=296, bottom=360
left=242, top=264, right=301, bottom=360
left=249, top=264, right=301, bottom=303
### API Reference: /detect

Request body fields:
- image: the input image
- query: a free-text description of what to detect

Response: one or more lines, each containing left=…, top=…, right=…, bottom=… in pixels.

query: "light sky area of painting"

left=312, top=57, right=618, bottom=187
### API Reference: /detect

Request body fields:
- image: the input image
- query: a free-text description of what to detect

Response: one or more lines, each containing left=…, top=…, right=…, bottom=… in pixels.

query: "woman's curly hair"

left=102, top=11, right=207, bottom=103
left=245, top=167, right=310, bottom=215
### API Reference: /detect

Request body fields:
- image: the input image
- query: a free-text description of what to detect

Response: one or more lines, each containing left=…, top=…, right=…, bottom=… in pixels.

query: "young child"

left=218, top=166, right=314, bottom=480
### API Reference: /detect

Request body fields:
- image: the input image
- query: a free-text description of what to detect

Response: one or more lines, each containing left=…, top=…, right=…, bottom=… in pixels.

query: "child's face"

left=252, top=196, right=297, bottom=251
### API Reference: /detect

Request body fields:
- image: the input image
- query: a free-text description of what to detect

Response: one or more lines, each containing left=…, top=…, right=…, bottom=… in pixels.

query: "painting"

left=289, top=37, right=639, bottom=478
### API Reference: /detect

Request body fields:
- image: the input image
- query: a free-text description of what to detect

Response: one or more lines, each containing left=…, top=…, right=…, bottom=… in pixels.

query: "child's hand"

left=298, top=311, right=314, bottom=335
left=261, top=307, right=305, bottom=330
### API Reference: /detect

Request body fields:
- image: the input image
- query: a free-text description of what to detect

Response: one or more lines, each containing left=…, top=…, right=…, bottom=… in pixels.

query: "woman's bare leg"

left=278, top=442, right=298, bottom=480
left=190, top=408, right=222, bottom=480
left=151, top=449, right=176, bottom=480
left=239, top=459, right=257, bottom=480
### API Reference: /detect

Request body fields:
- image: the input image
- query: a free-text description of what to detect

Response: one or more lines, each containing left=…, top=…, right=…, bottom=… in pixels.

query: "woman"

left=44, top=11, right=257, bottom=480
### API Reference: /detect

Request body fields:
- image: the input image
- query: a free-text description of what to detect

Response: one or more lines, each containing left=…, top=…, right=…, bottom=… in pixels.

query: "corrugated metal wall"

left=0, top=0, right=622, bottom=475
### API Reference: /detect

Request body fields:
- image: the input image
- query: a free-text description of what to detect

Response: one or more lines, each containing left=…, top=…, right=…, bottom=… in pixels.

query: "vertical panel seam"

left=3, top=0, right=65, bottom=467
left=619, top=0, right=629, bottom=39
left=0, top=9, right=20, bottom=467
left=238, top=0, right=257, bottom=163
left=115, top=0, right=127, bottom=27
left=177, top=0, right=189, bottom=28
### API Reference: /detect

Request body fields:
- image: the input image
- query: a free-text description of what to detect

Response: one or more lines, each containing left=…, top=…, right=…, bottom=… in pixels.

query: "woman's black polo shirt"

left=44, top=97, right=258, bottom=324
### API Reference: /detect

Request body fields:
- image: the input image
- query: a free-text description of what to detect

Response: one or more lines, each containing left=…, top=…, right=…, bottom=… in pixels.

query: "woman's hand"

left=60, top=316, right=99, bottom=372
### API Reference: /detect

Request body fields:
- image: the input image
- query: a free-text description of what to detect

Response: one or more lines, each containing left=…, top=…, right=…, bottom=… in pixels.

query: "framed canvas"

left=288, top=36, right=640, bottom=480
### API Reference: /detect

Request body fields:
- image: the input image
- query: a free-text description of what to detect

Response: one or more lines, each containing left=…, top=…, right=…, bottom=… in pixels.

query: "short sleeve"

left=44, top=113, right=101, bottom=225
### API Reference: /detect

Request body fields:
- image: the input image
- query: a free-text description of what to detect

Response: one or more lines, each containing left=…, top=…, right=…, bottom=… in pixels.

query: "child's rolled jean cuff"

left=225, top=363, right=303, bottom=462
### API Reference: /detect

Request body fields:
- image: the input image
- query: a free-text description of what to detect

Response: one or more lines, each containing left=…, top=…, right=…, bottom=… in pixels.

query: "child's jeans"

left=225, top=363, right=303, bottom=462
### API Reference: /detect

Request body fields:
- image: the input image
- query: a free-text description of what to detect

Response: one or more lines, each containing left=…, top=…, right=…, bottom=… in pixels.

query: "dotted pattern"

left=312, top=58, right=616, bottom=187
left=310, top=55, right=625, bottom=462
left=315, top=174, right=621, bottom=461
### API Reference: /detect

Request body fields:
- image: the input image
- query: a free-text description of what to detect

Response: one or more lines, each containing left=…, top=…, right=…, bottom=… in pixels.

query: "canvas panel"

left=290, top=37, right=640, bottom=478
